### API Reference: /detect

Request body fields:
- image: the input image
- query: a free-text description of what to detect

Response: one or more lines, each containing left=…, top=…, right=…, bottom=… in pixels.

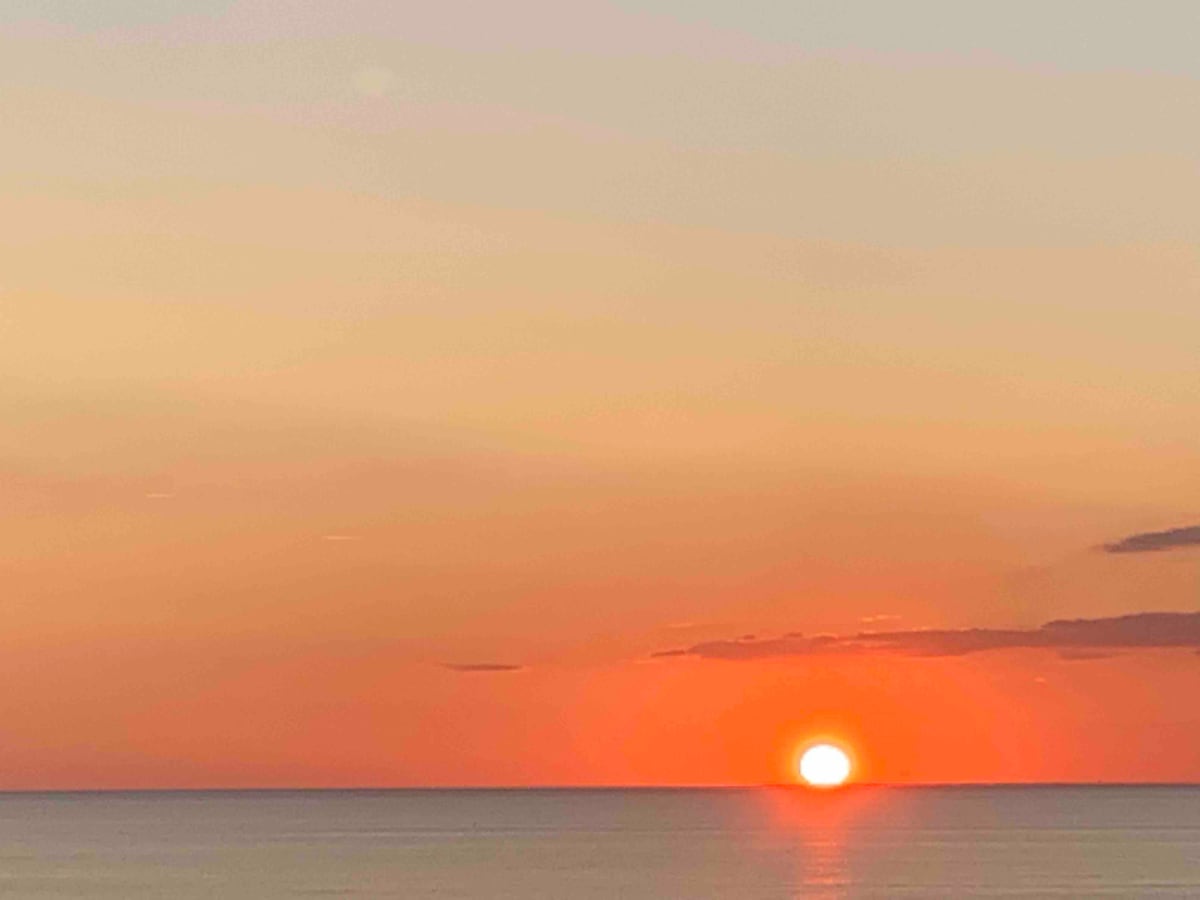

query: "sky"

left=2, top=0, right=1198, bottom=788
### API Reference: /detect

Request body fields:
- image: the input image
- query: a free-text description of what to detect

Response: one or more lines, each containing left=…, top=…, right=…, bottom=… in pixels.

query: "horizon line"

left=2, top=781, right=1199, bottom=796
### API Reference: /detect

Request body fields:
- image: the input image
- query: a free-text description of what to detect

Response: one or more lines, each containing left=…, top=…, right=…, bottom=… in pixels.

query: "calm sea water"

left=1, top=787, right=1197, bottom=898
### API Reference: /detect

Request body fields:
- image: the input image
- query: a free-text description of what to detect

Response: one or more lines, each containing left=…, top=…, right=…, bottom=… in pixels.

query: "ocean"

left=1, top=787, right=1197, bottom=897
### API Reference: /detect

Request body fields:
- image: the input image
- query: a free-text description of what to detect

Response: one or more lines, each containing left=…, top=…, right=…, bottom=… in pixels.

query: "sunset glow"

left=3, top=1, right=1200, bottom=793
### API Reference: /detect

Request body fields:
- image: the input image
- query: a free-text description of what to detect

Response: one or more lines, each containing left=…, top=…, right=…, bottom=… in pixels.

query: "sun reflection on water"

left=757, top=785, right=892, bottom=898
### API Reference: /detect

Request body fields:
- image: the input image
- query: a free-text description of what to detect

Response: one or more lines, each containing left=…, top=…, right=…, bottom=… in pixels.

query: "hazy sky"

left=3, top=1, right=1198, bottom=787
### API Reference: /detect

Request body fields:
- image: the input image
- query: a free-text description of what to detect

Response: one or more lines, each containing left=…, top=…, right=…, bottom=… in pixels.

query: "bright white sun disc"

left=798, top=744, right=851, bottom=787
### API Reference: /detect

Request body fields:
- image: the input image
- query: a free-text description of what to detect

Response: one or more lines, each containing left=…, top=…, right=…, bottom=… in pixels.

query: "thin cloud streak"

left=1102, top=524, right=1200, bottom=553
left=653, top=611, right=1200, bottom=661
left=442, top=663, right=525, bottom=673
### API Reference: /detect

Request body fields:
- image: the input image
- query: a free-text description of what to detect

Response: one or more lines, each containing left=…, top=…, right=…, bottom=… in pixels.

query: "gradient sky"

left=3, top=0, right=1199, bottom=788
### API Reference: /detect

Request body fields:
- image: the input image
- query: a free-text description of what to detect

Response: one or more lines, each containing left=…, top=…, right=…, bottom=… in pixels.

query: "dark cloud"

left=442, top=663, right=524, bottom=673
left=654, top=611, right=1200, bottom=661
left=1102, top=524, right=1200, bottom=554
left=653, top=635, right=821, bottom=661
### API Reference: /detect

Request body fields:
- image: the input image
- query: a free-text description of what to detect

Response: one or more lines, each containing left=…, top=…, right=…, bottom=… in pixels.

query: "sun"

left=797, top=743, right=852, bottom=788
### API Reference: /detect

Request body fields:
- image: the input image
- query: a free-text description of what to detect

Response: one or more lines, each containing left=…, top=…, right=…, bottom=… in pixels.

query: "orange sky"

left=2, top=1, right=1198, bottom=788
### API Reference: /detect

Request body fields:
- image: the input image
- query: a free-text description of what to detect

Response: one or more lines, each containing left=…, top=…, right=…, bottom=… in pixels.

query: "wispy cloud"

left=442, top=663, right=524, bottom=673
left=653, top=611, right=1200, bottom=661
left=1102, top=524, right=1200, bottom=554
